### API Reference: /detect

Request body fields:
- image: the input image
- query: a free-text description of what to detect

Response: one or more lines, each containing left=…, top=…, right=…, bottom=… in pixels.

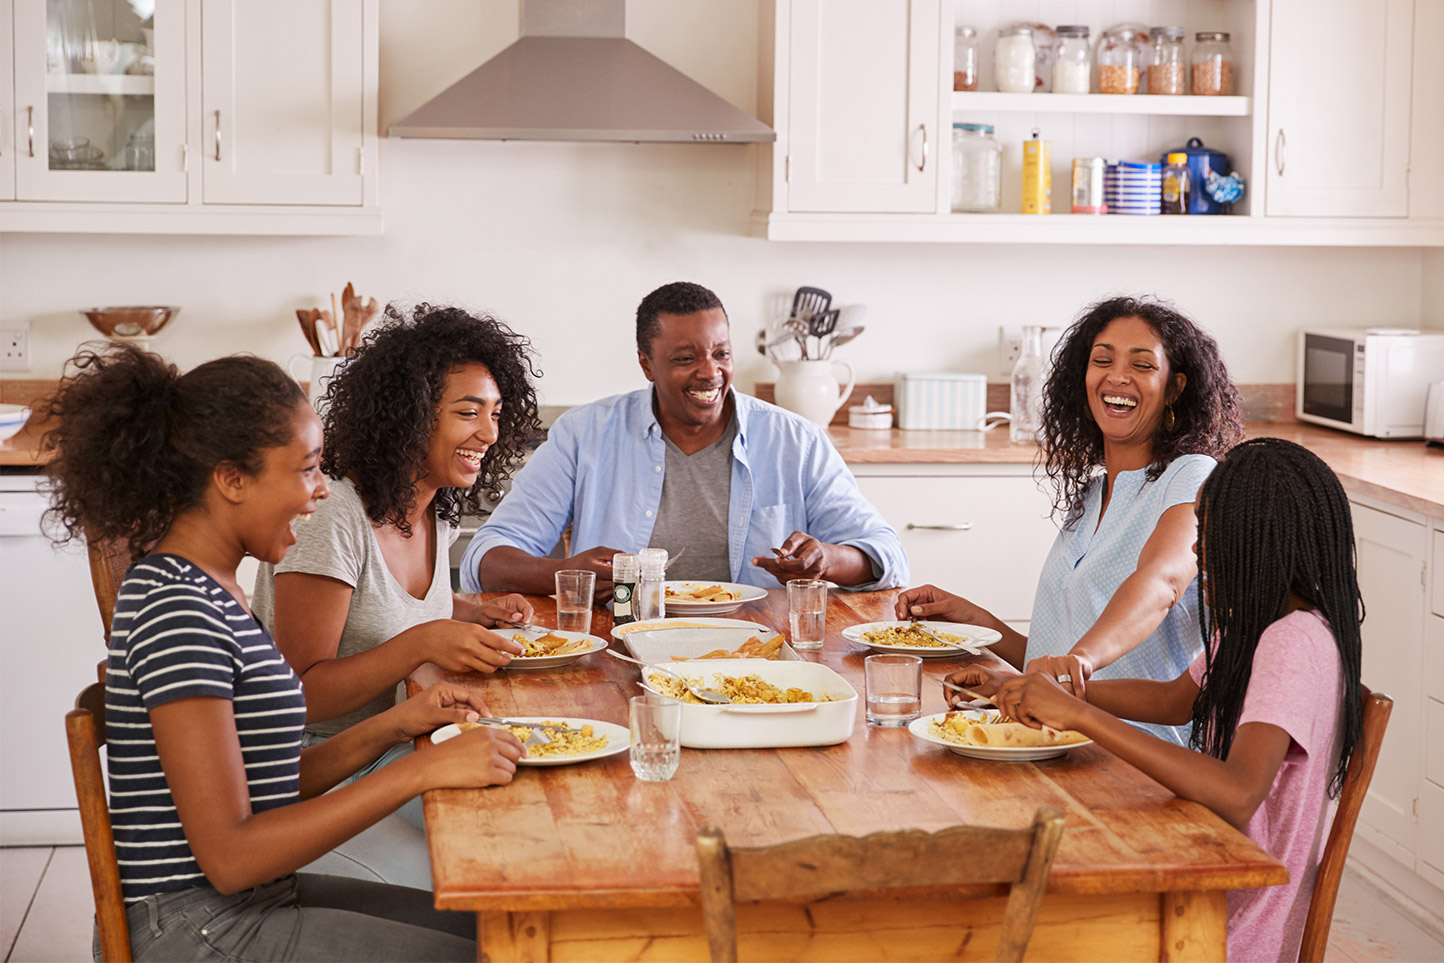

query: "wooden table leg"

left=477, top=910, right=550, bottom=963
left=1160, top=890, right=1227, bottom=962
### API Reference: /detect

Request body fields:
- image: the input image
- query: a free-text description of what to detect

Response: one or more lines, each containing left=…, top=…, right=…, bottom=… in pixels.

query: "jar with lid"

left=611, top=553, right=639, bottom=626
left=636, top=548, right=668, bottom=621
left=1147, top=26, right=1187, bottom=95
left=1051, top=25, right=1091, bottom=94
left=993, top=25, right=1035, bottom=93
left=1192, top=32, right=1234, bottom=95
left=953, top=25, right=979, bottom=91
left=1098, top=30, right=1142, bottom=94
left=1161, top=152, right=1191, bottom=214
left=950, top=123, right=1002, bottom=212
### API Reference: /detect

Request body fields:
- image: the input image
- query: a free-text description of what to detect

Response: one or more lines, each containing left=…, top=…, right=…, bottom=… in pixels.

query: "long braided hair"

left=1191, top=438, right=1364, bottom=797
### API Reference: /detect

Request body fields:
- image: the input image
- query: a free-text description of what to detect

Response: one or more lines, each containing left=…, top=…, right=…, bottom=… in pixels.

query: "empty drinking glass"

left=554, top=569, right=596, bottom=635
left=864, top=654, right=922, bottom=726
left=786, top=579, right=828, bottom=650
left=629, top=694, right=682, bottom=781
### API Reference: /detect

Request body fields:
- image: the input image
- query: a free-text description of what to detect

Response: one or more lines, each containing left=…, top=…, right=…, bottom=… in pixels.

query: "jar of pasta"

left=1098, top=30, right=1141, bottom=94
left=1192, top=32, right=1234, bottom=95
left=1148, top=26, right=1187, bottom=95
left=994, top=25, right=1035, bottom=93
left=1051, top=25, right=1091, bottom=94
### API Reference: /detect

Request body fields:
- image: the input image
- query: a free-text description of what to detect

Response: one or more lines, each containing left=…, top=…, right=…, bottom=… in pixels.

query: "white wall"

left=0, top=2, right=1434, bottom=403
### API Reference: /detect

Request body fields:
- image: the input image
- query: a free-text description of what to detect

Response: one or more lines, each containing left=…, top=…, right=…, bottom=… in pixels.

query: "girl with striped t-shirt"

left=41, top=346, right=526, bottom=962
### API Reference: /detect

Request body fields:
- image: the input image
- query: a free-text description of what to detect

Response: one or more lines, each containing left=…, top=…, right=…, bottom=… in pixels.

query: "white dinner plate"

left=661, top=580, right=768, bottom=616
left=430, top=717, right=630, bottom=766
left=498, top=628, right=608, bottom=670
left=840, top=621, right=1001, bottom=658
left=610, top=616, right=771, bottom=641
left=908, top=710, right=1093, bottom=762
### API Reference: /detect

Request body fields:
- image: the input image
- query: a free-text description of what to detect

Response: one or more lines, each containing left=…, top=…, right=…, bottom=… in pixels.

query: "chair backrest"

left=1298, top=688, right=1393, bottom=963
left=85, top=532, right=131, bottom=642
left=696, top=806, right=1065, bottom=963
left=66, top=682, right=132, bottom=963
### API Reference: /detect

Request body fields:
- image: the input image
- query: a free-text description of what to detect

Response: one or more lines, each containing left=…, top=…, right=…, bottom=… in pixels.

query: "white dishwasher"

left=0, top=471, right=106, bottom=845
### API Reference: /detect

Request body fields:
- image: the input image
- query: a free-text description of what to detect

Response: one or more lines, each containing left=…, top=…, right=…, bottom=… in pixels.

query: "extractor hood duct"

left=388, top=0, right=775, bottom=144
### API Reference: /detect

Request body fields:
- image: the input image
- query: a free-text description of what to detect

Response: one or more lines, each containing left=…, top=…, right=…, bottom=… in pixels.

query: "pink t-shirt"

left=1188, top=609, right=1345, bottom=963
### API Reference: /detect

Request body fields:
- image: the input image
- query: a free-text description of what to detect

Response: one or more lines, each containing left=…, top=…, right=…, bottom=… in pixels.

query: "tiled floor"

left=2, top=845, right=1442, bottom=961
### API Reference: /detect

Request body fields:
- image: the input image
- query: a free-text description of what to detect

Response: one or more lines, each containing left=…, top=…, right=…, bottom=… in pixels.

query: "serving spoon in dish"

left=604, top=649, right=731, bottom=704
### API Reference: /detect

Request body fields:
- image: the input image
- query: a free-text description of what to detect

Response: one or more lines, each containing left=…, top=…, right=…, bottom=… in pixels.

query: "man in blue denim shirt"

left=460, top=282, right=907, bottom=595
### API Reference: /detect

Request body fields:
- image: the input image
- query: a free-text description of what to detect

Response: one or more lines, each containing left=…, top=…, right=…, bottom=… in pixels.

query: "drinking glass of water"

left=864, top=653, right=922, bottom=726
left=629, top=694, right=682, bottom=781
left=554, top=569, right=596, bottom=635
left=786, top=579, right=828, bottom=650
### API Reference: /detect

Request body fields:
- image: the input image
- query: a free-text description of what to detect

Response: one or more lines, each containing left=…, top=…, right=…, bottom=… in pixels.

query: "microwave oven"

left=1296, top=328, right=1444, bottom=438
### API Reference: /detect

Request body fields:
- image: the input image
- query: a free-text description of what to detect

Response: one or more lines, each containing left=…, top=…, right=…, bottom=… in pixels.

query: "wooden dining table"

left=409, top=589, right=1286, bottom=962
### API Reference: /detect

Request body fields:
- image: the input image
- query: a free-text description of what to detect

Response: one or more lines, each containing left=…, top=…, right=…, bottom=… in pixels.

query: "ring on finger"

left=1056, top=673, right=1073, bottom=684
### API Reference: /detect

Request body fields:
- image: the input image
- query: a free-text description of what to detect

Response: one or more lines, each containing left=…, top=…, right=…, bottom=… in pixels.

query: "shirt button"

left=646, top=510, right=654, bottom=517
left=655, top=465, right=662, bottom=472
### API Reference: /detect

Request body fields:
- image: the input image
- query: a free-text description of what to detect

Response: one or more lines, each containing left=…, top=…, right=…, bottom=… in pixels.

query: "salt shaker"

left=636, top=548, right=668, bottom=622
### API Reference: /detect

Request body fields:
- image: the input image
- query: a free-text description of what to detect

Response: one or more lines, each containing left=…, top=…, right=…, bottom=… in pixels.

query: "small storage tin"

left=894, top=373, right=988, bottom=430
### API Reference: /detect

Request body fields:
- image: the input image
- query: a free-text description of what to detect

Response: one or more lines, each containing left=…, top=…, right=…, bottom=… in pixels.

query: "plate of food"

left=502, top=627, right=608, bottom=669
left=908, top=709, right=1092, bottom=762
left=430, top=717, right=629, bottom=766
left=661, top=580, right=767, bottom=615
left=624, top=624, right=798, bottom=664
left=841, top=621, right=1001, bottom=658
left=610, top=616, right=771, bottom=641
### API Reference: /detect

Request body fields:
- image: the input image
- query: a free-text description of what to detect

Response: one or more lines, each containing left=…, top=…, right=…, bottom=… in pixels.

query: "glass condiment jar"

left=1098, top=28, right=1143, bottom=94
left=1051, top=25, right=1091, bottom=94
left=953, top=25, right=979, bottom=91
left=1162, top=152, right=1191, bottom=214
left=950, top=123, right=1002, bottom=212
left=1192, top=31, right=1234, bottom=95
left=1148, top=26, right=1187, bottom=95
left=993, top=25, right=1035, bottom=93
left=611, top=553, right=639, bottom=626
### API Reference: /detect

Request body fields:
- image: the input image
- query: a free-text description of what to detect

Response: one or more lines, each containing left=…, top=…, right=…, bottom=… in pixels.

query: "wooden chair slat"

left=85, top=532, right=130, bottom=643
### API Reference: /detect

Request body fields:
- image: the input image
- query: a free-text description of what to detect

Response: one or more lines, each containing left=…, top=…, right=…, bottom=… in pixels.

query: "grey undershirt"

left=647, top=417, right=736, bottom=581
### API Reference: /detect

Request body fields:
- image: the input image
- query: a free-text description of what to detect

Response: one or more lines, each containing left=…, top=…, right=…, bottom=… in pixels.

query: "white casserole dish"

left=625, top=625, right=800, bottom=664
left=637, top=658, right=858, bottom=749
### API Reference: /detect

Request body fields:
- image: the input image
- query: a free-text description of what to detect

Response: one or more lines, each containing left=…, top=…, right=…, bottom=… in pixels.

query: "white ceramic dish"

left=0, top=405, right=30, bottom=443
left=841, top=621, right=1001, bottom=658
left=625, top=625, right=798, bottom=664
left=430, top=717, right=629, bottom=766
left=610, top=616, right=770, bottom=642
left=908, top=710, right=1093, bottom=762
left=636, top=658, right=857, bottom=749
left=500, top=628, right=608, bottom=670
left=661, top=580, right=768, bottom=616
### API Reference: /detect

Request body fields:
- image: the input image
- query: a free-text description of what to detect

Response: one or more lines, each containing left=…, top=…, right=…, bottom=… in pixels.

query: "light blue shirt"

left=1027, top=453, right=1216, bottom=745
left=460, top=389, right=908, bottom=592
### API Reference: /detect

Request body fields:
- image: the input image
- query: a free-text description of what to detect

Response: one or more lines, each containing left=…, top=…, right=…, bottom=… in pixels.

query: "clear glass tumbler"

left=864, top=654, right=923, bottom=726
left=786, top=579, right=828, bottom=650
left=554, top=569, right=596, bottom=635
left=629, top=694, right=681, bottom=781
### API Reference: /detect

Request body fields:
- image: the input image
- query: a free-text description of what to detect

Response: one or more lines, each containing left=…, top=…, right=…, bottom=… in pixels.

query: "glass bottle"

left=993, top=25, right=1035, bottom=93
left=1162, top=152, right=1191, bottom=214
left=611, top=553, right=639, bottom=626
left=1009, top=326, right=1045, bottom=445
left=1098, top=31, right=1142, bottom=94
left=953, top=26, right=979, bottom=92
left=636, top=548, right=668, bottom=622
left=1051, top=25, right=1091, bottom=94
left=1192, top=32, right=1234, bottom=95
left=950, top=123, right=1002, bottom=212
left=1147, top=26, right=1187, bottom=95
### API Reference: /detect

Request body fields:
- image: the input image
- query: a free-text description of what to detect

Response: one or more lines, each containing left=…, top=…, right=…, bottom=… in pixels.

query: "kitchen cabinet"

left=0, top=0, right=381, bottom=234
left=1264, top=0, right=1412, bottom=217
left=0, top=0, right=15, bottom=202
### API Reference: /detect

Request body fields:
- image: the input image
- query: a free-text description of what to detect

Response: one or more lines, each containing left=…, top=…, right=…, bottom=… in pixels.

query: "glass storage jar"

left=1148, top=26, right=1187, bottom=95
left=953, top=26, right=979, bottom=91
left=951, top=123, right=1002, bottom=212
left=1192, top=32, right=1234, bottom=95
left=993, top=25, right=1035, bottom=93
left=1098, top=29, right=1142, bottom=94
left=1051, top=25, right=1091, bottom=94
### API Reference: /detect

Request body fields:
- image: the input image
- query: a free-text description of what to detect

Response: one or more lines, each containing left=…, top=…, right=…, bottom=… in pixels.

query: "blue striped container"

left=894, top=373, right=988, bottom=430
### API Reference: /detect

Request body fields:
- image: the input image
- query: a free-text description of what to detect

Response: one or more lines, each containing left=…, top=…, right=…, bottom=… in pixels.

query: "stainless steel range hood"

left=388, top=0, right=775, bottom=144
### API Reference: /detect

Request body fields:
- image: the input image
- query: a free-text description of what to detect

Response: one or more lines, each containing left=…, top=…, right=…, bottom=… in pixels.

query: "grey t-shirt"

left=250, top=477, right=456, bottom=739
left=647, top=418, right=736, bottom=581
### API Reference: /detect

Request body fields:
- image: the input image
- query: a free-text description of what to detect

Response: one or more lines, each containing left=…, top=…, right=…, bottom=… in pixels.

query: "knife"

left=464, top=718, right=588, bottom=735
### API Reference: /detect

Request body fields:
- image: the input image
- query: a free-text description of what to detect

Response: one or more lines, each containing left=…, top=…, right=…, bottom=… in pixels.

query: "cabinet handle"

left=906, top=522, right=972, bottom=531
left=1275, top=129, right=1285, bottom=176
left=915, top=124, right=928, bottom=172
left=214, top=110, right=222, bottom=161
left=26, top=106, right=34, bottom=157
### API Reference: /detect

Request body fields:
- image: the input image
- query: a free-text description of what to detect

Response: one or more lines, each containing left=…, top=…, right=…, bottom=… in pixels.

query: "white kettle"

left=773, top=359, right=855, bottom=427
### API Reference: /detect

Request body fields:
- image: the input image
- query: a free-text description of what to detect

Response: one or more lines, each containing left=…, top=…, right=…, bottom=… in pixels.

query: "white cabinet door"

left=854, top=471, right=1057, bottom=623
left=785, top=0, right=941, bottom=213
left=1, top=0, right=14, bottom=201
left=201, top=0, right=363, bottom=205
left=1265, top=0, right=1412, bottom=216
left=1352, top=501, right=1426, bottom=857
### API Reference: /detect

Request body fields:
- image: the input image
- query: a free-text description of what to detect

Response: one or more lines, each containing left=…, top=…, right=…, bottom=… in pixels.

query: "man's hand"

left=562, top=546, right=624, bottom=597
left=751, top=532, right=874, bottom=586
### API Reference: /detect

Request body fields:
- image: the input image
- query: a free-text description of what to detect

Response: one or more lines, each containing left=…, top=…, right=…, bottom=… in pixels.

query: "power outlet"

left=998, top=325, right=1022, bottom=371
left=1, top=323, right=30, bottom=371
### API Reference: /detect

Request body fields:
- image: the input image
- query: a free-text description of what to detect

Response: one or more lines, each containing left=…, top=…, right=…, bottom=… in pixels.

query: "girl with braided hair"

left=953, top=438, right=1364, bottom=961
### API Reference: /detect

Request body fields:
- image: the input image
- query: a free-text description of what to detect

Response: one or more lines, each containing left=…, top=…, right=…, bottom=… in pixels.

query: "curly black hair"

left=320, top=303, right=541, bottom=536
left=636, top=281, right=726, bottom=356
left=39, top=345, right=306, bottom=561
left=1040, top=296, right=1244, bottom=526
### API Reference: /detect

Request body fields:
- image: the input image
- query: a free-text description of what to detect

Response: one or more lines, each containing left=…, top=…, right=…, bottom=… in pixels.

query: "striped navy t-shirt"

left=106, top=553, right=306, bottom=903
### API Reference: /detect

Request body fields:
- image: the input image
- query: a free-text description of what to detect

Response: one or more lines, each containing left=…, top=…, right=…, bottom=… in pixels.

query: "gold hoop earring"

left=1163, top=405, right=1176, bottom=431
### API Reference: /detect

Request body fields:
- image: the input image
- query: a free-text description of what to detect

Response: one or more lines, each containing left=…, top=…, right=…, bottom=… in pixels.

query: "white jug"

left=773, top=359, right=856, bottom=427
left=288, top=355, right=346, bottom=413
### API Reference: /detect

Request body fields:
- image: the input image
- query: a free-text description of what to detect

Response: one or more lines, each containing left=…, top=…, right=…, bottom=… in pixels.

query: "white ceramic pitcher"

left=773, top=359, right=856, bottom=427
left=288, top=354, right=346, bottom=413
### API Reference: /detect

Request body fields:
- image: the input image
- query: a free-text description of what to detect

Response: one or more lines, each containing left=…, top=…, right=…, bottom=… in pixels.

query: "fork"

left=663, top=547, right=687, bottom=573
left=604, top=649, right=731, bottom=704
left=907, top=619, right=976, bottom=651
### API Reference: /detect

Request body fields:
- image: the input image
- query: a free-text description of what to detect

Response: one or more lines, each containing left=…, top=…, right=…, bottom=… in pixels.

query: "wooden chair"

left=696, top=806, right=1065, bottom=963
left=66, top=682, right=132, bottom=962
left=85, top=532, right=131, bottom=643
left=1298, top=688, right=1394, bottom=963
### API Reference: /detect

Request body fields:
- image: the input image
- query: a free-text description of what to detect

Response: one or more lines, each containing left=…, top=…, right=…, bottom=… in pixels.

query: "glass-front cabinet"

left=12, top=0, right=186, bottom=202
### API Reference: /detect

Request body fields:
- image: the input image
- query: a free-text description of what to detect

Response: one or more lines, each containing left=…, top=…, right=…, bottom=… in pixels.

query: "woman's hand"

left=403, top=619, right=526, bottom=674
left=384, top=682, right=491, bottom=742
left=893, top=584, right=987, bottom=624
left=994, top=673, right=1087, bottom=732
left=941, top=663, right=1018, bottom=708
left=467, top=594, right=534, bottom=628
left=1025, top=652, right=1096, bottom=700
left=420, top=726, right=526, bottom=789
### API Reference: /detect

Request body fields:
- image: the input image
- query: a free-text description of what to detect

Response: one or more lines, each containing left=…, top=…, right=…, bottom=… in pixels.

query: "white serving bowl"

left=0, top=405, right=31, bottom=443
